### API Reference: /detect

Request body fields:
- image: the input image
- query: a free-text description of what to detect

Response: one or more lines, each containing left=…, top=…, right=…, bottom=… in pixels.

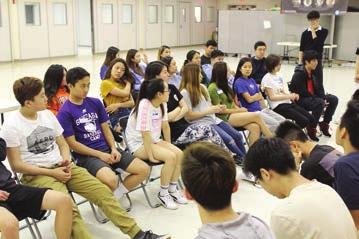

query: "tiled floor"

left=0, top=46, right=357, bottom=239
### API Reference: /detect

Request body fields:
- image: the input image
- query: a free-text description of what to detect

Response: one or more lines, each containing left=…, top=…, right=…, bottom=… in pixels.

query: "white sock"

left=113, top=183, right=129, bottom=199
left=168, top=182, right=178, bottom=193
left=160, top=185, right=169, bottom=196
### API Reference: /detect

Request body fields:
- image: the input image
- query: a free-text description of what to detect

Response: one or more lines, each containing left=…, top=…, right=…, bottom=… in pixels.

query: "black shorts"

left=74, top=148, right=134, bottom=177
left=0, top=184, right=48, bottom=220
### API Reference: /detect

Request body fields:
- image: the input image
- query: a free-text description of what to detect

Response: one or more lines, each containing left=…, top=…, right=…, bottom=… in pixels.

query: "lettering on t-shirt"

left=26, top=126, right=55, bottom=154
left=75, top=112, right=102, bottom=142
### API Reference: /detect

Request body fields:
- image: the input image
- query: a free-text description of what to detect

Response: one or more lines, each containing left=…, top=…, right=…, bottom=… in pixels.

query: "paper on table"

left=264, top=20, right=271, bottom=29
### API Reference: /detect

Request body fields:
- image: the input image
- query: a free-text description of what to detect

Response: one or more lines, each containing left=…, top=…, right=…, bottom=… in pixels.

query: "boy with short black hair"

left=299, top=10, right=328, bottom=89
left=0, top=136, right=73, bottom=239
left=57, top=67, right=149, bottom=203
left=335, top=98, right=359, bottom=229
left=202, top=49, right=225, bottom=81
left=251, top=41, right=267, bottom=85
left=1, top=76, right=167, bottom=239
left=182, top=142, right=274, bottom=239
left=290, top=50, right=338, bottom=141
left=276, top=120, right=341, bottom=187
left=201, top=40, right=218, bottom=65
left=244, top=137, right=357, bottom=239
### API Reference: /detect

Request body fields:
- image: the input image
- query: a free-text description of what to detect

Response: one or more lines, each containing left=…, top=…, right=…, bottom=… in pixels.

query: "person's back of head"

left=182, top=142, right=236, bottom=211
left=352, top=89, right=359, bottom=101
left=275, top=121, right=309, bottom=143
left=13, top=77, right=44, bottom=107
left=244, top=138, right=297, bottom=198
left=337, top=99, right=359, bottom=151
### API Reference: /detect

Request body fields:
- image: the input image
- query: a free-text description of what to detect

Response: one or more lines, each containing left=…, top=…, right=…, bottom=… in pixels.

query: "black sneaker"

left=133, top=230, right=171, bottom=239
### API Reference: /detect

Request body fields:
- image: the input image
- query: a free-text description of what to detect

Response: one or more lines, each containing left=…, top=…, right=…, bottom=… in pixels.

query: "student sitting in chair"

left=0, top=137, right=72, bottom=239
left=1, top=77, right=168, bottom=239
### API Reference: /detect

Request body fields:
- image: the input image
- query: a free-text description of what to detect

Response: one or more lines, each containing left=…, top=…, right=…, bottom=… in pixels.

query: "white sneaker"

left=169, top=190, right=188, bottom=204
left=157, top=193, right=178, bottom=210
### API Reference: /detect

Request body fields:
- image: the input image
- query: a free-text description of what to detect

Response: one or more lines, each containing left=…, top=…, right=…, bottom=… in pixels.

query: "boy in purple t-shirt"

left=57, top=67, right=150, bottom=203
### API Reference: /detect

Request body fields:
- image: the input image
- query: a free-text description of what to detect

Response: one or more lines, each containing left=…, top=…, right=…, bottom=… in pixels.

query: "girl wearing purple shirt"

left=100, top=46, right=119, bottom=80
left=233, top=57, right=285, bottom=132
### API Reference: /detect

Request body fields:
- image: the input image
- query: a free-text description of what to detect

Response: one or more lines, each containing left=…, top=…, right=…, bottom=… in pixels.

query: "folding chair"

left=118, top=116, right=163, bottom=209
left=69, top=191, right=109, bottom=224
left=12, top=172, right=50, bottom=239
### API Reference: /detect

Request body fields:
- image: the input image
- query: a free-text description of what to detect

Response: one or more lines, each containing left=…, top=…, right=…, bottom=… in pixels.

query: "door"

left=47, top=0, right=76, bottom=57
left=118, top=0, right=137, bottom=50
left=161, top=0, right=177, bottom=46
left=17, top=0, right=49, bottom=59
left=204, top=0, right=216, bottom=41
left=0, top=0, right=11, bottom=61
left=178, top=2, right=190, bottom=46
left=191, top=1, right=205, bottom=45
left=93, top=0, right=118, bottom=53
left=145, top=0, right=161, bottom=49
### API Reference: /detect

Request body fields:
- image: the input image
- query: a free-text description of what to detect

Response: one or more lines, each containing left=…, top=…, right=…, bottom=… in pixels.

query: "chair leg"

left=31, top=219, right=43, bottom=239
left=89, top=202, right=109, bottom=224
left=141, top=182, right=161, bottom=208
left=24, top=218, right=38, bottom=239
left=123, top=193, right=133, bottom=212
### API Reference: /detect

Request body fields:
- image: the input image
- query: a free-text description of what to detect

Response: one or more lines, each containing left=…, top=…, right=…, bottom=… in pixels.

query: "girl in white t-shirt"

left=261, top=54, right=315, bottom=129
left=125, top=78, right=186, bottom=210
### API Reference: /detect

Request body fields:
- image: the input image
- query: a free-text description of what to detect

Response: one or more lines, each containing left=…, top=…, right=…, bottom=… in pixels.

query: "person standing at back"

left=299, top=10, right=328, bottom=87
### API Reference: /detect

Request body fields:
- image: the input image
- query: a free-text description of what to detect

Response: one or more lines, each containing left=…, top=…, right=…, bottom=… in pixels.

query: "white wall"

left=77, top=0, right=92, bottom=46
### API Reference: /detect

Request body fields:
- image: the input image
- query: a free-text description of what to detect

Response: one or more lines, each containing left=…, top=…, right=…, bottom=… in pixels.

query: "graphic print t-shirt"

left=0, top=110, right=63, bottom=168
left=57, top=97, right=110, bottom=151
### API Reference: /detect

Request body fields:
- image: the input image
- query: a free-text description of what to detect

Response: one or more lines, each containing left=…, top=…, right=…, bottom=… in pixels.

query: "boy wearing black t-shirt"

left=276, top=121, right=341, bottom=187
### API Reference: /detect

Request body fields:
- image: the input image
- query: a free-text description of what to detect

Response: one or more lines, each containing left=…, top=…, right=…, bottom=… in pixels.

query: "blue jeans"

left=212, top=121, right=246, bottom=157
left=109, top=108, right=131, bottom=129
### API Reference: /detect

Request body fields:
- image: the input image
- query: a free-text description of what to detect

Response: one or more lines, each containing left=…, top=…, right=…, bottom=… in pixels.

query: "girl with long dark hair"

left=43, top=64, right=68, bottom=115
left=100, top=58, right=135, bottom=132
left=145, top=61, right=228, bottom=149
left=208, top=62, right=272, bottom=145
left=180, top=63, right=246, bottom=159
left=125, top=79, right=187, bottom=210
left=100, top=46, right=119, bottom=80
left=233, top=57, right=286, bottom=133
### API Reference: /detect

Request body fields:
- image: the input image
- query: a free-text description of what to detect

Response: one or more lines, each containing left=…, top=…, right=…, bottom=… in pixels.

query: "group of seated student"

left=1, top=39, right=349, bottom=239
left=0, top=77, right=168, bottom=239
